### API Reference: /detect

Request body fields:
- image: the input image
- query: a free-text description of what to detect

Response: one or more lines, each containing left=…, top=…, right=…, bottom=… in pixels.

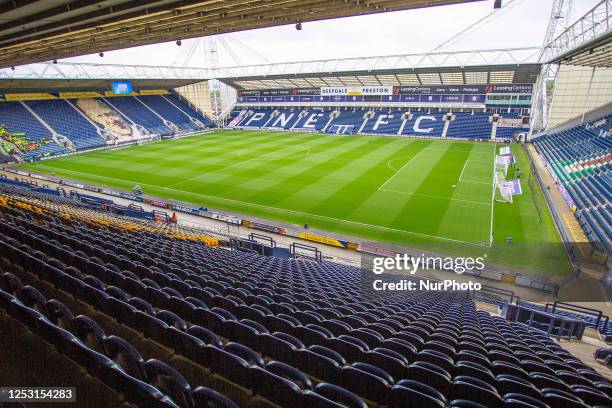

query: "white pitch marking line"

left=488, top=143, right=497, bottom=246
left=387, top=156, right=415, bottom=172
left=378, top=148, right=428, bottom=191
left=458, top=160, right=469, bottom=183
left=29, top=164, right=484, bottom=247
left=458, top=160, right=494, bottom=185
left=379, top=189, right=490, bottom=206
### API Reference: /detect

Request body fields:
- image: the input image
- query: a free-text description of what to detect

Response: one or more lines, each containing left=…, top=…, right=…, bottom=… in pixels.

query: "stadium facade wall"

left=548, top=65, right=612, bottom=129
left=174, top=81, right=213, bottom=118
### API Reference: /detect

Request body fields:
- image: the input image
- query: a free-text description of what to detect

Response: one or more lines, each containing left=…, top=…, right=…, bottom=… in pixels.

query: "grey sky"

left=66, top=0, right=600, bottom=67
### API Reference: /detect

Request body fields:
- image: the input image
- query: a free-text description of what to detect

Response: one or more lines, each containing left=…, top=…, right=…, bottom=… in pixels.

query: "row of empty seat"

left=230, top=108, right=526, bottom=141
left=0, top=94, right=214, bottom=161
left=532, top=114, right=611, bottom=250
left=0, top=181, right=610, bottom=407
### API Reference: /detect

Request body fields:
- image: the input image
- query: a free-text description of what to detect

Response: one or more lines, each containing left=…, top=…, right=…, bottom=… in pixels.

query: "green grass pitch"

left=19, top=130, right=570, bottom=275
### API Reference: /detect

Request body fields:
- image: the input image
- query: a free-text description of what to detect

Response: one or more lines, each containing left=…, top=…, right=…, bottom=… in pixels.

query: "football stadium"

left=0, top=0, right=611, bottom=407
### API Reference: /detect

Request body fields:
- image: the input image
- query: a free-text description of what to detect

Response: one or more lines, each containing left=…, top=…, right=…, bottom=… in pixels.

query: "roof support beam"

left=0, top=0, right=485, bottom=68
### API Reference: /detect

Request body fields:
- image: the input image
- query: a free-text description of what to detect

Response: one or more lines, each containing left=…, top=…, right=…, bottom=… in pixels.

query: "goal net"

left=494, top=156, right=512, bottom=203
left=495, top=154, right=509, bottom=175
left=495, top=181, right=513, bottom=203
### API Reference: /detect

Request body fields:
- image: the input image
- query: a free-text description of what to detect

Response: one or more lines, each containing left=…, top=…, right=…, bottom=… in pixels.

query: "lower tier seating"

left=231, top=108, right=527, bottom=141
left=0, top=186, right=610, bottom=407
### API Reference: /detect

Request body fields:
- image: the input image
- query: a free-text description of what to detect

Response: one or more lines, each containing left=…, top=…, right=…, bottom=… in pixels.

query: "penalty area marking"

left=458, top=159, right=494, bottom=185
left=29, top=164, right=485, bottom=247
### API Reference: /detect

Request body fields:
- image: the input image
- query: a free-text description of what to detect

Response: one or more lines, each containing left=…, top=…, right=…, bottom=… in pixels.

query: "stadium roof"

left=0, top=47, right=542, bottom=86
left=0, top=78, right=200, bottom=94
left=221, top=65, right=542, bottom=89
left=548, top=30, right=612, bottom=68
left=217, top=48, right=542, bottom=89
left=544, top=0, right=611, bottom=67
left=0, top=0, right=483, bottom=69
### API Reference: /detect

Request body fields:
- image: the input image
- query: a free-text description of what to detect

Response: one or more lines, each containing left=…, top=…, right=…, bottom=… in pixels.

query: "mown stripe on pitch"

left=213, top=135, right=357, bottom=189
left=161, top=132, right=321, bottom=179
left=390, top=142, right=473, bottom=238
left=172, top=134, right=347, bottom=193
left=306, top=139, right=425, bottom=218
left=205, top=135, right=364, bottom=199
left=243, top=137, right=389, bottom=207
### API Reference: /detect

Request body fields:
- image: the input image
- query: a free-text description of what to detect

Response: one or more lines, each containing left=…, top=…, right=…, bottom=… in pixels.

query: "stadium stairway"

left=1, top=183, right=611, bottom=407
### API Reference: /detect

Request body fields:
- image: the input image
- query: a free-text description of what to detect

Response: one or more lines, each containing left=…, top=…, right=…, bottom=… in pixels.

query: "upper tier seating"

left=0, top=177, right=610, bottom=408
left=533, top=113, right=611, bottom=250
left=0, top=102, right=69, bottom=159
left=138, top=95, right=201, bottom=132
left=105, top=97, right=172, bottom=135
left=26, top=99, right=106, bottom=150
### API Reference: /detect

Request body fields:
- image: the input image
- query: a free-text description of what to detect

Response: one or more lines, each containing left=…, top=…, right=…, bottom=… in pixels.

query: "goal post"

left=495, top=154, right=509, bottom=176
left=494, top=182, right=513, bottom=203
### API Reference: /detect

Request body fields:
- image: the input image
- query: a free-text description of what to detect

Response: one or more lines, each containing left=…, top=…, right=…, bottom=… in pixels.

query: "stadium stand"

left=445, top=112, right=493, bottom=140
left=325, top=110, right=368, bottom=135
left=291, top=109, right=330, bottom=131
left=0, top=93, right=215, bottom=162
left=230, top=108, right=520, bottom=140
left=265, top=109, right=304, bottom=130
left=103, top=96, right=174, bottom=136
left=532, top=113, right=611, bottom=251
left=138, top=95, right=202, bottom=132
left=26, top=99, right=107, bottom=150
left=0, top=102, right=70, bottom=160
left=1, top=175, right=611, bottom=408
left=361, top=111, right=404, bottom=135
left=76, top=98, right=136, bottom=143
left=164, top=94, right=215, bottom=128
